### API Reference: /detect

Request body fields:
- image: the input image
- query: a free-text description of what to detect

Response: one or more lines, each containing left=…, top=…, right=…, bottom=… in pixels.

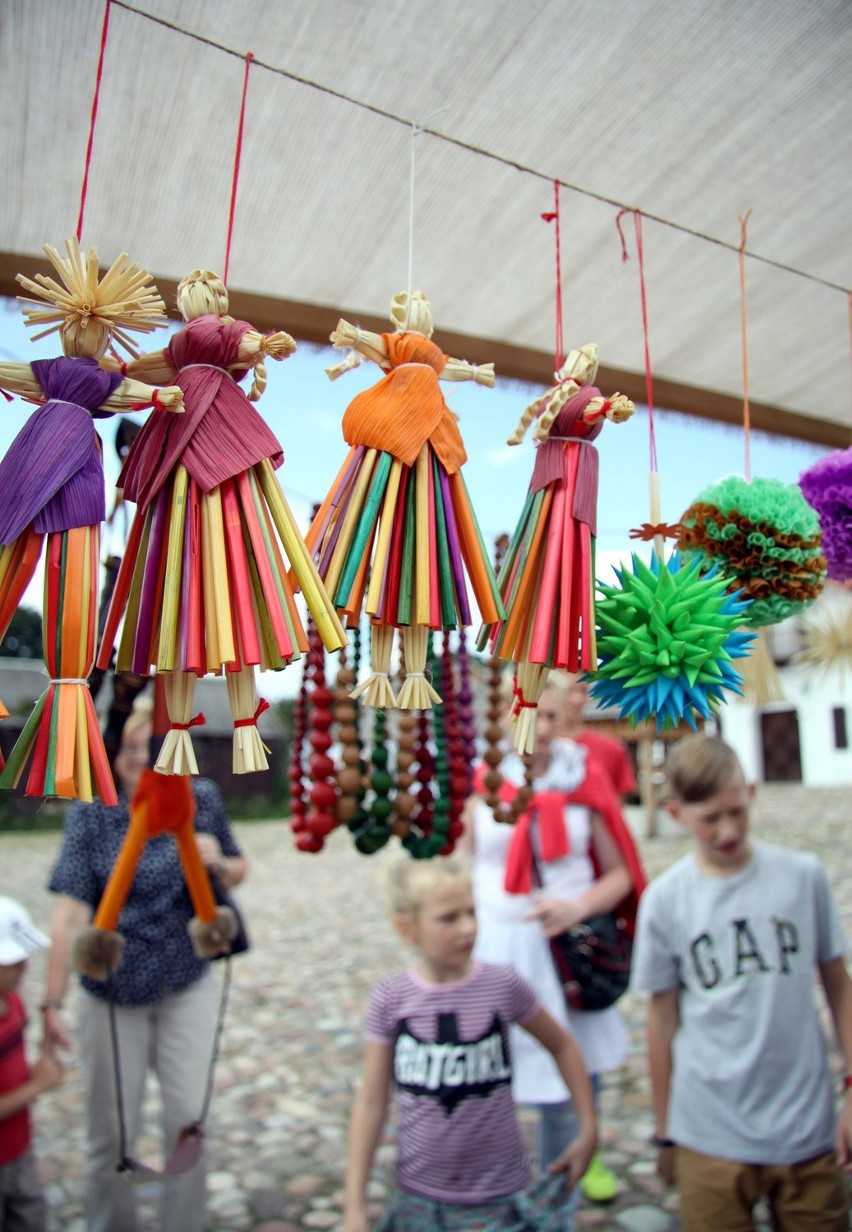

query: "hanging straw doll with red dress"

left=478, top=343, right=634, bottom=752
left=96, top=269, right=347, bottom=775
left=0, top=239, right=184, bottom=804
left=307, top=289, right=505, bottom=709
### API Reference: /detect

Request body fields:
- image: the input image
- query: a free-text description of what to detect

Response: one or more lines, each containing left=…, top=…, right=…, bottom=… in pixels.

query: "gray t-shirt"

left=631, top=839, right=846, bottom=1164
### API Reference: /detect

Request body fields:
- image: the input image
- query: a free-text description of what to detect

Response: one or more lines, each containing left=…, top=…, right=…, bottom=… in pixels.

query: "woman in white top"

left=466, top=679, right=645, bottom=1227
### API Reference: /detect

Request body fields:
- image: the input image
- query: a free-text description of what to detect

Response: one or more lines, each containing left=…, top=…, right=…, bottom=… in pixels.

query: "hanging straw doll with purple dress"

left=96, top=269, right=347, bottom=775
left=0, top=239, right=184, bottom=804
left=307, top=289, right=505, bottom=709
left=479, top=344, right=634, bottom=752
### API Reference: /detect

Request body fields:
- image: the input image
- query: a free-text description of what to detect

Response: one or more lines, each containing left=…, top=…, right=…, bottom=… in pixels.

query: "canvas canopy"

left=1, top=0, right=849, bottom=445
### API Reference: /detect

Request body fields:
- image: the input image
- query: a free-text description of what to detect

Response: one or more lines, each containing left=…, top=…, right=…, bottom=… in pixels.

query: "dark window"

left=832, top=708, right=848, bottom=750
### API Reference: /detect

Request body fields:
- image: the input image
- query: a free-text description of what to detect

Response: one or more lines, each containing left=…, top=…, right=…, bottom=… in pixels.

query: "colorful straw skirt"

left=98, top=459, right=345, bottom=678
left=308, top=442, right=504, bottom=630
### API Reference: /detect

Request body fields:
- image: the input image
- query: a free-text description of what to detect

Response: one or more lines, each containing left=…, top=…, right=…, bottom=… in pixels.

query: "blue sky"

left=0, top=296, right=829, bottom=694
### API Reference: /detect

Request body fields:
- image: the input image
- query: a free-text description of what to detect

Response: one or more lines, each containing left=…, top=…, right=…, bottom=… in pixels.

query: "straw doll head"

left=16, top=237, right=167, bottom=360
left=176, top=270, right=230, bottom=322
left=557, top=343, right=599, bottom=386
left=389, top=290, right=433, bottom=337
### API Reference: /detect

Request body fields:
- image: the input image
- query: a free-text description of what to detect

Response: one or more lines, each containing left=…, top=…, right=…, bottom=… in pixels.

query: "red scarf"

left=475, top=759, right=646, bottom=936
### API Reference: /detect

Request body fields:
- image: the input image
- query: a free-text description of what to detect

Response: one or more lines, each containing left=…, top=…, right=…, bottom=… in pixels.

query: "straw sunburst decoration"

left=16, top=237, right=167, bottom=357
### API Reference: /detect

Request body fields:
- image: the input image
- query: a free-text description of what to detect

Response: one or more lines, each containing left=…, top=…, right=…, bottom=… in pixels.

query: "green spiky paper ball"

left=589, top=552, right=753, bottom=732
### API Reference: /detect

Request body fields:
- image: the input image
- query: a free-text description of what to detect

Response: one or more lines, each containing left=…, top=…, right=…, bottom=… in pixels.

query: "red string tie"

left=130, top=389, right=163, bottom=412
left=614, top=209, right=631, bottom=262
left=234, top=698, right=270, bottom=728
left=0, top=387, right=13, bottom=403
left=118, top=360, right=128, bottom=376
left=172, top=713, right=206, bottom=731
left=511, top=680, right=537, bottom=716
left=585, top=399, right=612, bottom=422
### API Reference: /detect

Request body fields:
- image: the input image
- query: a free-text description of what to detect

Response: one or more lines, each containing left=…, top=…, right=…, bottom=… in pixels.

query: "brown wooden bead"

left=335, top=796, right=359, bottom=824
left=336, top=766, right=363, bottom=794
left=483, top=748, right=504, bottom=767
left=394, top=791, right=417, bottom=818
left=341, top=745, right=362, bottom=766
left=337, top=724, right=359, bottom=744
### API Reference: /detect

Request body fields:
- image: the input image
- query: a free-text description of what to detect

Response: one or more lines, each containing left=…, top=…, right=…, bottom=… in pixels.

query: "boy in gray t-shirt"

left=631, top=734, right=851, bottom=1231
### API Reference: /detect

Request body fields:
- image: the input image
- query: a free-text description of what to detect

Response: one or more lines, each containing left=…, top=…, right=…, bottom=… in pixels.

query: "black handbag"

left=530, top=841, right=631, bottom=1013
left=210, top=876, right=250, bottom=958
left=546, top=911, right=632, bottom=1012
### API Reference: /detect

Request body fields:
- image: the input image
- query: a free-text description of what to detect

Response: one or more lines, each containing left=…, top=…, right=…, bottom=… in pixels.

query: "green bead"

left=370, top=796, right=394, bottom=821
left=370, top=768, right=393, bottom=794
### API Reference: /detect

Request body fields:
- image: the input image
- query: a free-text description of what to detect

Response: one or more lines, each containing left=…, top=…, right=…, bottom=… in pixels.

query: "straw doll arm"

left=0, top=361, right=43, bottom=400
left=328, top=319, right=390, bottom=376
left=442, top=356, right=496, bottom=387
left=236, top=329, right=296, bottom=363
left=101, top=349, right=174, bottom=385
left=101, top=376, right=184, bottom=414
left=584, top=391, right=635, bottom=425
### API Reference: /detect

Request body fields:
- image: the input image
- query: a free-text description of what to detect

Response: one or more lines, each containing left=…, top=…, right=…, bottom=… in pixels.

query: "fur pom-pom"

left=73, top=927, right=125, bottom=980
left=188, top=907, right=236, bottom=959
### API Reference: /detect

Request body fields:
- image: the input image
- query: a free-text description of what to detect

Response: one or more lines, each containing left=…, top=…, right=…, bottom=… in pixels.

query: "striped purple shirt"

left=366, top=961, right=539, bottom=1202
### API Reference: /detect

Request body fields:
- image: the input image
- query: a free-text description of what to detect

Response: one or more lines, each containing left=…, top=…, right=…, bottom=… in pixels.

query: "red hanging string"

left=76, top=0, right=112, bottom=242
left=540, top=181, right=564, bottom=372
left=223, top=51, right=254, bottom=287
left=738, top=210, right=753, bottom=482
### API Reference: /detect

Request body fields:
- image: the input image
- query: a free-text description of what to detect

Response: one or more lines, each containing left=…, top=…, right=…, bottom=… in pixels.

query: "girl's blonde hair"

left=121, top=697, right=154, bottom=744
left=384, top=856, right=471, bottom=918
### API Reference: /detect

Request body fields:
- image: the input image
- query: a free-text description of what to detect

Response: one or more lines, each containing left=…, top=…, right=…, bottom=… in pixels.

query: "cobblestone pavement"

left=4, top=784, right=851, bottom=1231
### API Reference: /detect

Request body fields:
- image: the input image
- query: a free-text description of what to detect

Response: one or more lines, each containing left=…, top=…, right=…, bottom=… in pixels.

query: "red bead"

left=309, top=753, right=335, bottom=779
left=312, top=686, right=333, bottom=707
left=290, top=814, right=307, bottom=832
left=309, top=781, right=337, bottom=809
left=309, top=730, right=332, bottom=753
left=307, top=811, right=338, bottom=837
left=295, top=831, right=324, bottom=852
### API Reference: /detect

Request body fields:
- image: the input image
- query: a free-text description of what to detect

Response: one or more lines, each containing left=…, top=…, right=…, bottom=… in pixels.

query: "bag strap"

left=107, top=959, right=232, bottom=1178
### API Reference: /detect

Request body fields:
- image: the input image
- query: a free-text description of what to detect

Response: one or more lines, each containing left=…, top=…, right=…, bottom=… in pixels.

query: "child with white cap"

left=0, top=896, right=63, bottom=1232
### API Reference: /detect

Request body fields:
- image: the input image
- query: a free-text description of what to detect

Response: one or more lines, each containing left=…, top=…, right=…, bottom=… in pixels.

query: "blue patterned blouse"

left=48, top=779, right=243, bottom=1006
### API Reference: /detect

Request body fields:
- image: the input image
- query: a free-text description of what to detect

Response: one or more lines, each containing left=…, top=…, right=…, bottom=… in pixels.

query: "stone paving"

left=3, top=784, right=851, bottom=1232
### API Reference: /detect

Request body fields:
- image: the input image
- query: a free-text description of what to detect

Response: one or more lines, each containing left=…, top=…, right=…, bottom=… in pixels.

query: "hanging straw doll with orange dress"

left=478, top=343, right=634, bottom=752
left=0, top=239, right=184, bottom=804
left=96, top=270, right=346, bottom=775
left=308, top=290, right=505, bottom=709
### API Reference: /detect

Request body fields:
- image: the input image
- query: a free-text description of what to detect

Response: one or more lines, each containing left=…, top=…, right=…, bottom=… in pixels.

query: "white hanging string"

left=406, top=108, right=448, bottom=326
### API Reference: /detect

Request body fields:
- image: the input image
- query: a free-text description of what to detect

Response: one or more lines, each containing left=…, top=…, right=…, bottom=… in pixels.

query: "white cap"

left=0, top=897, right=50, bottom=965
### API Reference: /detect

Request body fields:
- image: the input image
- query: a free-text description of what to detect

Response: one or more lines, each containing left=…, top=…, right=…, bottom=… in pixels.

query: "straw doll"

left=309, top=290, right=505, bottom=709
left=97, top=270, right=346, bottom=775
left=480, top=345, right=634, bottom=752
left=0, top=239, right=183, bottom=804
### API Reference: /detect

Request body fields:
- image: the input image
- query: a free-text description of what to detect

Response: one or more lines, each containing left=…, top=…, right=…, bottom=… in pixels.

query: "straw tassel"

left=154, top=670, right=203, bottom=775
left=350, top=624, right=398, bottom=707
left=397, top=624, right=442, bottom=710
left=227, top=665, right=271, bottom=773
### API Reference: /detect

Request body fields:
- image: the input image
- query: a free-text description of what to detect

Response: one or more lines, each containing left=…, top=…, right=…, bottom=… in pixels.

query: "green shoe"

left=581, top=1153, right=619, bottom=1203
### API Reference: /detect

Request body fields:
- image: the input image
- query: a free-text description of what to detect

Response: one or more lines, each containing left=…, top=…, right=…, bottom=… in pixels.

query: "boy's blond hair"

left=666, top=734, right=744, bottom=804
left=384, top=856, right=471, bottom=918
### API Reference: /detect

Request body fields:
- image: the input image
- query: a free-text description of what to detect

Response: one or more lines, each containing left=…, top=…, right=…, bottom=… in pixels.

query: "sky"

left=0, top=295, right=831, bottom=697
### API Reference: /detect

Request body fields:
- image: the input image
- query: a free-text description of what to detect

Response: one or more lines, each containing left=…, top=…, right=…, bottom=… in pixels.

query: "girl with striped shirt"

left=344, top=858, right=596, bottom=1231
